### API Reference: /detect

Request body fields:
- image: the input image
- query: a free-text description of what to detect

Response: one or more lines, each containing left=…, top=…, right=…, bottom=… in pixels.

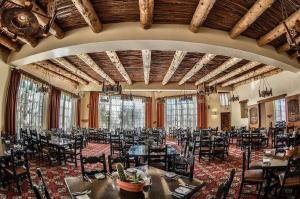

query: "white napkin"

left=175, top=186, right=191, bottom=195
left=76, top=194, right=90, bottom=199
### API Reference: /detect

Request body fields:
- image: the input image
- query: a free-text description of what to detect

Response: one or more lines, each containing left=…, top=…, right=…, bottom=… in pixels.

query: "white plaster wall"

left=0, top=61, right=11, bottom=132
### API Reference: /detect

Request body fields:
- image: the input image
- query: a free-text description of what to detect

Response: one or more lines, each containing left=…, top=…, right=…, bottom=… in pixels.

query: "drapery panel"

left=48, top=87, right=61, bottom=129
left=89, top=91, right=99, bottom=128
left=145, top=101, right=152, bottom=128
left=77, top=98, right=81, bottom=127
left=197, top=95, right=207, bottom=129
left=157, top=102, right=164, bottom=128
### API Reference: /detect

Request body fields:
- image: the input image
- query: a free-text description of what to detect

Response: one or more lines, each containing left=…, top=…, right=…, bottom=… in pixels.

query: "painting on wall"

left=249, top=106, right=258, bottom=125
left=288, top=99, right=300, bottom=122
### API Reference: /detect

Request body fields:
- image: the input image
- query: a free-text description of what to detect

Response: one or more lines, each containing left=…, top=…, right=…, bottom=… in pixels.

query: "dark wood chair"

left=148, top=145, right=168, bottom=171
left=39, top=135, right=58, bottom=165
left=110, top=134, right=123, bottom=156
left=212, top=137, right=226, bottom=160
left=33, top=168, right=51, bottom=199
left=247, top=147, right=263, bottom=170
left=64, top=135, right=83, bottom=167
left=199, top=135, right=212, bottom=161
left=212, top=169, right=235, bottom=199
left=108, top=155, right=129, bottom=172
left=81, top=154, right=107, bottom=177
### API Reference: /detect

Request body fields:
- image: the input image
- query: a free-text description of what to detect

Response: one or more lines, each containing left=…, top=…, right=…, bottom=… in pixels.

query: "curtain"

left=157, top=101, right=164, bottom=128
left=48, top=87, right=61, bottom=129
left=89, top=91, right=99, bottom=128
left=5, top=69, right=21, bottom=135
left=145, top=100, right=152, bottom=128
left=77, top=98, right=81, bottom=127
left=197, top=95, right=207, bottom=129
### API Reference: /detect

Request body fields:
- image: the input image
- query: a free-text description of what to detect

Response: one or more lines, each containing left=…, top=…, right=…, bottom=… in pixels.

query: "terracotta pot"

left=116, top=179, right=145, bottom=192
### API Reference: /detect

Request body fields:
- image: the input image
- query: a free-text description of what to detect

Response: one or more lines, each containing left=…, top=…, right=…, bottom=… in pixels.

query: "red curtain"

left=5, top=69, right=21, bottom=135
left=89, top=91, right=99, bottom=128
left=77, top=98, right=81, bottom=127
left=157, top=101, right=165, bottom=128
left=197, top=95, right=207, bottom=129
left=145, top=100, right=152, bottom=128
left=48, top=87, right=61, bottom=129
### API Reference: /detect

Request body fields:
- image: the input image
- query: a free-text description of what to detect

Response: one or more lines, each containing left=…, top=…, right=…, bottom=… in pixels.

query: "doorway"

left=221, top=112, right=231, bottom=131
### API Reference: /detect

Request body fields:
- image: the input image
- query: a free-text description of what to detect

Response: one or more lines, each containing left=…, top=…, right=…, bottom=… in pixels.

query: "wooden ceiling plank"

left=162, top=50, right=187, bottom=85
left=208, top=61, right=260, bottom=86
left=142, top=50, right=151, bottom=84
left=139, top=0, right=154, bottom=29
left=53, top=57, right=99, bottom=84
left=229, top=0, right=275, bottom=39
left=35, top=60, right=88, bottom=85
left=277, top=35, right=300, bottom=52
left=257, top=9, right=300, bottom=46
left=178, top=53, right=215, bottom=85
left=77, top=53, right=115, bottom=84
left=189, top=0, right=216, bottom=32
left=195, top=57, right=242, bottom=85
left=0, top=35, right=20, bottom=51
left=71, top=0, right=102, bottom=33
left=106, top=51, right=132, bottom=85
left=221, top=65, right=276, bottom=87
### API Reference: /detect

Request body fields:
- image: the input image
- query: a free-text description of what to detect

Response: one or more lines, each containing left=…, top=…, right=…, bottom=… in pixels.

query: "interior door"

left=221, top=112, right=231, bottom=131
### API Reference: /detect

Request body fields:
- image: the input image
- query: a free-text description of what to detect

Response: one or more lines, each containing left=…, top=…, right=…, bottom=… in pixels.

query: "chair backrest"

left=30, top=129, right=38, bottom=141
left=281, top=156, right=300, bottom=187
left=241, top=151, right=246, bottom=180
left=81, top=154, right=107, bottom=176
left=222, top=169, right=235, bottom=199
left=10, top=148, right=29, bottom=176
left=108, top=155, right=129, bottom=172
left=148, top=145, right=167, bottom=166
left=36, top=168, right=51, bottom=199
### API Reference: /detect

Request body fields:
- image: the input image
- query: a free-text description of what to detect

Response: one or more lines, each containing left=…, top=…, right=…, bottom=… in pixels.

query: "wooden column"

left=139, top=0, right=154, bottom=29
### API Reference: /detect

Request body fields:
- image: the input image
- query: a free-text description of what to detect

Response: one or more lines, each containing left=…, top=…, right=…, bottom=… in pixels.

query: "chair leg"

left=238, top=182, right=243, bottom=199
left=15, top=178, right=21, bottom=195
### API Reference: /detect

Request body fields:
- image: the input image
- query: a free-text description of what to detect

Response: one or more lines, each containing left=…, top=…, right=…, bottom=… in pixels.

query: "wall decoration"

left=249, top=106, right=258, bottom=125
left=288, top=99, right=300, bottom=122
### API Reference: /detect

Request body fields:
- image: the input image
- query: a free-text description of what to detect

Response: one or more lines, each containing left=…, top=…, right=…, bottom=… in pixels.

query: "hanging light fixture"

left=197, top=82, right=217, bottom=96
left=102, top=81, right=122, bottom=95
left=230, top=89, right=239, bottom=102
left=258, top=77, right=273, bottom=98
left=36, top=70, right=49, bottom=94
left=180, top=83, right=193, bottom=101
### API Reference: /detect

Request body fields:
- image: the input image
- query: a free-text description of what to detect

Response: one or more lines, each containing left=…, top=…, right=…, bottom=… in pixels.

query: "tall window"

left=219, top=92, right=230, bottom=107
left=274, top=98, right=286, bottom=122
left=99, top=95, right=145, bottom=130
left=165, top=96, right=197, bottom=130
left=59, top=92, right=76, bottom=130
left=16, top=75, right=48, bottom=134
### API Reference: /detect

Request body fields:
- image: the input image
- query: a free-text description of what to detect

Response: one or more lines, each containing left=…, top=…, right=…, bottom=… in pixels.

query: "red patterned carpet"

left=0, top=140, right=264, bottom=199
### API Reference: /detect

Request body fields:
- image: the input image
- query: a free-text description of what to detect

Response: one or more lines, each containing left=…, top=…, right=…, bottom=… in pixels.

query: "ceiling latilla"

left=277, top=36, right=300, bottom=53
left=142, top=50, right=151, bottom=85
left=195, top=57, right=242, bottom=85
left=208, top=61, right=260, bottom=86
left=229, top=0, right=275, bottom=39
left=0, top=35, right=20, bottom=51
left=53, top=57, right=99, bottom=84
left=162, top=51, right=187, bottom=85
left=77, top=53, right=115, bottom=85
left=179, top=54, right=215, bottom=85
left=189, top=0, right=216, bottom=32
left=139, top=0, right=154, bottom=29
left=222, top=65, right=277, bottom=87
left=106, top=51, right=132, bottom=85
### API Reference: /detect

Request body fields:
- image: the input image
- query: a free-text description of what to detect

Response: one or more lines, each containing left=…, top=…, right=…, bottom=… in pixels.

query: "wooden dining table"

left=127, top=145, right=178, bottom=158
left=65, top=166, right=205, bottom=199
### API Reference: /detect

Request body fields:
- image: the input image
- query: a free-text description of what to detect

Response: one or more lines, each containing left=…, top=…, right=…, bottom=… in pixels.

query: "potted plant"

left=116, top=163, right=145, bottom=192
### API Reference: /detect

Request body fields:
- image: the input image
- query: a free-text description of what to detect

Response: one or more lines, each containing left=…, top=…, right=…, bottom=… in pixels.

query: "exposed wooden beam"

left=208, top=61, right=260, bottom=86
left=189, top=0, right=216, bottom=32
left=142, top=50, right=151, bottom=84
left=35, top=60, right=88, bottom=85
left=195, top=57, right=242, bottom=85
left=179, top=54, right=215, bottom=85
left=290, top=51, right=299, bottom=59
left=11, top=0, right=65, bottom=39
left=106, top=51, right=132, bottom=85
left=53, top=57, right=99, bottom=84
left=162, top=51, right=187, bottom=85
left=222, top=65, right=276, bottom=87
left=77, top=53, right=115, bottom=84
left=0, top=35, right=20, bottom=51
left=257, top=9, right=300, bottom=46
left=139, top=0, right=154, bottom=29
left=277, top=36, right=300, bottom=52
left=17, top=36, right=39, bottom=47
left=229, top=0, right=275, bottom=39
left=71, top=0, right=102, bottom=33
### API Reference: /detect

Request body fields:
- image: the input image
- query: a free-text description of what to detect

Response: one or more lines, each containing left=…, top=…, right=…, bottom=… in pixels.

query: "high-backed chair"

left=80, top=154, right=107, bottom=177
left=148, top=145, right=168, bottom=171
left=33, top=168, right=51, bottom=199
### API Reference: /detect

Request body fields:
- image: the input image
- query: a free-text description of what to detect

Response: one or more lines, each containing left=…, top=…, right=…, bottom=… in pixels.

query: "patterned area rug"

left=0, top=140, right=264, bottom=199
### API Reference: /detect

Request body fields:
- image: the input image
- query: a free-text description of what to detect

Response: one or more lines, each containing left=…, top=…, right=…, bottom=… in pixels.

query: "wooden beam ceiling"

left=142, top=50, right=151, bottom=85
left=189, top=0, right=216, bottom=32
left=106, top=51, right=132, bottom=85
left=139, top=0, right=154, bottom=29
left=71, top=0, right=102, bottom=33
left=77, top=53, right=115, bottom=84
left=229, top=0, right=275, bottom=39
left=0, top=35, right=20, bottom=51
left=277, top=36, right=300, bottom=53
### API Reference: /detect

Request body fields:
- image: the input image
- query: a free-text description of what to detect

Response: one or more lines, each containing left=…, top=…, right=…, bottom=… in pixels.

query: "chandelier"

left=121, top=93, right=133, bottom=101
left=258, top=78, right=273, bottom=98
left=197, top=82, right=217, bottom=96
left=102, top=82, right=122, bottom=95
left=36, top=85, right=49, bottom=94
left=230, top=90, right=239, bottom=102
left=179, top=95, right=193, bottom=102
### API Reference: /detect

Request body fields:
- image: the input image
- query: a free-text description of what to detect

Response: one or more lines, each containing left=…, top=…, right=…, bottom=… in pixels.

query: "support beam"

left=53, top=57, right=99, bottom=84
left=222, top=65, right=276, bottom=87
left=195, top=57, right=242, bottom=85
left=139, top=0, right=154, bottom=29
left=77, top=53, right=115, bottom=84
left=35, top=60, right=88, bottom=85
left=142, top=50, right=151, bottom=84
left=162, top=51, right=187, bottom=85
left=189, top=0, right=216, bottom=32
left=17, top=36, right=39, bottom=47
left=0, top=35, right=20, bottom=51
left=11, top=0, right=65, bottom=39
left=71, top=0, right=102, bottom=33
left=277, top=36, right=300, bottom=52
left=106, top=51, right=132, bottom=85
left=208, top=61, right=260, bottom=86
left=257, top=9, right=300, bottom=46
left=229, top=0, right=275, bottom=39
left=179, top=54, right=215, bottom=85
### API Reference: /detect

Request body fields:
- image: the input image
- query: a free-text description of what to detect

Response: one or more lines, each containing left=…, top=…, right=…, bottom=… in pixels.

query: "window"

left=165, top=96, right=197, bottom=130
left=219, top=92, right=230, bottom=107
left=240, top=100, right=248, bottom=118
left=274, top=98, right=286, bottom=122
left=16, top=75, right=48, bottom=135
left=99, top=95, right=145, bottom=130
left=59, top=92, right=76, bottom=130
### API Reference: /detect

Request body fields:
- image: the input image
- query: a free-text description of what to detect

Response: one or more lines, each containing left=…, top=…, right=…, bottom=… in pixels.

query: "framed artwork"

left=249, top=106, right=258, bottom=125
left=287, top=99, right=300, bottom=122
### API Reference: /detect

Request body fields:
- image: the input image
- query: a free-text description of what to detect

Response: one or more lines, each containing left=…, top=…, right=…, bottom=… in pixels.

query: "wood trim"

left=239, top=99, right=248, bottom=104
left=257, top=94, right=287, bottom=104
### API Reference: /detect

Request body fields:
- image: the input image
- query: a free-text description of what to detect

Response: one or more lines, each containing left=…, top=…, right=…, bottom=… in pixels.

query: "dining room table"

left=127, top=145, right=178, bottom=157
left=65, top=165, right=205, bottom=199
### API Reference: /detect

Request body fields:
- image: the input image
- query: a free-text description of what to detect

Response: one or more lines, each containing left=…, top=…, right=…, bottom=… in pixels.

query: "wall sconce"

left=212, top=111, right=218, bottom=116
